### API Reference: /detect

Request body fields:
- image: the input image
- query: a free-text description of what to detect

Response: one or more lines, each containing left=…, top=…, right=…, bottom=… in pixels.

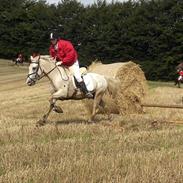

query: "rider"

left=178, top=69, right=183, bottom=81
left=15, top=53, right=23, bottom=64
left=49, top=32, right=93, bottom=98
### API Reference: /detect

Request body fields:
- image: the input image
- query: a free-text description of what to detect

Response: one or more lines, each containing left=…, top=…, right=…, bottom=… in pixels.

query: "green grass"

left=148, top=80, right=175, bottom=89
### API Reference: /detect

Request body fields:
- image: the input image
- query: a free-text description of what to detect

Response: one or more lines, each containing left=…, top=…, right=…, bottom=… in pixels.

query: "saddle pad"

left=83, top=74, right=95, bottom=92
left=80, top=67, right=87, bottom=75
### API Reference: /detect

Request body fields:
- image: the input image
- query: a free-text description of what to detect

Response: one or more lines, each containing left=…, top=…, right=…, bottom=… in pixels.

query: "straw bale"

left=88, top=61, right=147, bottom=115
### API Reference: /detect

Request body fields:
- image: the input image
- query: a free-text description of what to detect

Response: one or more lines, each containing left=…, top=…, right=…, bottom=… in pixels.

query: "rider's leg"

left=68, top=60, right=93, bottom=98
left=178, top=76, right=182, bottom=81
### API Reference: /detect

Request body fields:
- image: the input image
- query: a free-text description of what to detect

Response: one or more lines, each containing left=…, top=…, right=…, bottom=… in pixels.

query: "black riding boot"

left=78, top=81, right=93, bottom=98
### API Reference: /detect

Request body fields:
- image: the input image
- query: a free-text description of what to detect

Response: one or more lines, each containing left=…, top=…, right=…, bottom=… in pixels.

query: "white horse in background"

left=26, top=55, right=116, bottom=126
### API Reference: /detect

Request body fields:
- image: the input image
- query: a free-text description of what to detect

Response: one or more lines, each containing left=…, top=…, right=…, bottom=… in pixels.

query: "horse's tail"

left=105, top=77, right=118, bottom=97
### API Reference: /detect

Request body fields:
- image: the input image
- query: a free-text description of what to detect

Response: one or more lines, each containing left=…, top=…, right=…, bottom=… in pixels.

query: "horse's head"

left=26, top=55, right=43, bottom=86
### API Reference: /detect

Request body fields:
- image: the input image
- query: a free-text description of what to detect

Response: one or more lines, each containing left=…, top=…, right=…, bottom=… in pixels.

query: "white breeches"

left=68, top=60, right=83, bottom=82
left=178, top=76, right=183, bottom=81
left=16, top=58, right=21, bottom=62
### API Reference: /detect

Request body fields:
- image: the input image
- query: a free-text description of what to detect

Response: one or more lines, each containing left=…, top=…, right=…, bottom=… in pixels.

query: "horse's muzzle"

left=26, top=79, right=35, bottom=86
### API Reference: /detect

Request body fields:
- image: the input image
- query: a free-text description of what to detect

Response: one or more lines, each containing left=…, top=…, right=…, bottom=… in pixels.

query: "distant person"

left=178, top=69, right=183, bottom=81
left=15, top=53, right=23, bottom=65
left=49, top=31, right=93, bottom=98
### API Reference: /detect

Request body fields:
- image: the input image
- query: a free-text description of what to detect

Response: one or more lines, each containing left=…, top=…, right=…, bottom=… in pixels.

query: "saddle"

left=79, top=67, right=87, bottom=75
left=59, top=66, right=94, bottom=97
left=72, top=69, right=94, bottom=92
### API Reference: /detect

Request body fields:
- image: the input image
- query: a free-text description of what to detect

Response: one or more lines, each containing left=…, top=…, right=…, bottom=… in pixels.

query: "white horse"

left=26, top=55, right=116, bottom=126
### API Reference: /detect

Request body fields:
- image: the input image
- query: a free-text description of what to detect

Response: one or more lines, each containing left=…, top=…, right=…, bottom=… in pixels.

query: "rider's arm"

left=60, top=41, right=77, bottom=66
left=49, top=45, right=56, bottom=58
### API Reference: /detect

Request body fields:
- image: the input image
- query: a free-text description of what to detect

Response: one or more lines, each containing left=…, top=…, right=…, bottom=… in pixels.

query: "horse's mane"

left=39, top=55, right=70, bottom=75
left=40, top=55, right=56, bottom=64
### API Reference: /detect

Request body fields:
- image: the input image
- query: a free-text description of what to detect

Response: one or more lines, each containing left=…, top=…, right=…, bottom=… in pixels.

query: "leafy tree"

left=0, top=0, right=183, bottom=81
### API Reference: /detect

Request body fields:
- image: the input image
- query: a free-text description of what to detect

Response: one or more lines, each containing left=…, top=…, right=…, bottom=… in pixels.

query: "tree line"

left=0, top=0, right=183, bottom=80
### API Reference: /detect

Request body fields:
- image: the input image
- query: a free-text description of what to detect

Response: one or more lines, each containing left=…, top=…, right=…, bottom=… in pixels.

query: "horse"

left=26, top=55, right=117, bottom=126
left=175, top=77, right=183, bottom=88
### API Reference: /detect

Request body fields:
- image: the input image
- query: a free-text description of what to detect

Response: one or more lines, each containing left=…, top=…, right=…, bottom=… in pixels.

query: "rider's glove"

left=56, top=57, right=60, bottom=61
left=56, top=61, right=62, bottom=66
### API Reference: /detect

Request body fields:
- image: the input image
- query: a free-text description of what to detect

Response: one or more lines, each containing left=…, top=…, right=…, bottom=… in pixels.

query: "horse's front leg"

left=52, top=89, right=67, bottom=113
left=36, top=102, right=54, bottom=127
left=36, top=95, right=63, bottom=127
left=50, top=87, right=64, bottom=113
left=177, top=80, right=181, bottom=88
left=175, top=79, right=178, bottom=86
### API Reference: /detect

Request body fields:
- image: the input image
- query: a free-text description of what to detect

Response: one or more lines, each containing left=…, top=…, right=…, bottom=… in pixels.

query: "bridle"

left=27, top=56, right=57, bottom=83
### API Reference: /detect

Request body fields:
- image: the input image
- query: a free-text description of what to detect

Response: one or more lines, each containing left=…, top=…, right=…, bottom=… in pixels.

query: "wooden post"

left=142, top=103, right=183, bottom=109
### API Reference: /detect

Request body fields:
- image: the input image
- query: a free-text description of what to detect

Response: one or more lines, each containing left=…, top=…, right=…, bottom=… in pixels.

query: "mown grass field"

left=1, top=59, right=183, bottom=183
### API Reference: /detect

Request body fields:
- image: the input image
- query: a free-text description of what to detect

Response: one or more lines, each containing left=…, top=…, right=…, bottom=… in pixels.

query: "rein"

left=57, top=66, right=69, bottom=81
left=27, top=60, right=57, bottom=82
left=40, top=65, right=57, bottom=80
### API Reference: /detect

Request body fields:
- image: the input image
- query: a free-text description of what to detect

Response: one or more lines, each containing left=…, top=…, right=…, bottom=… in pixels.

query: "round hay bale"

left=88, top=61, right=147, bottom=115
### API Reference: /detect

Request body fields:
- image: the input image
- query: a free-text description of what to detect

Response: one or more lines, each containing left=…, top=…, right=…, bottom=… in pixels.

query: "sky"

left=46, top=0, right=128, bottom=6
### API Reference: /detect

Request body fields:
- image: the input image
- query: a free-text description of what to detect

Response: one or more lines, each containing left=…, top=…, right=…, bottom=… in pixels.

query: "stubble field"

left=1, top=59, right=183, bottom=183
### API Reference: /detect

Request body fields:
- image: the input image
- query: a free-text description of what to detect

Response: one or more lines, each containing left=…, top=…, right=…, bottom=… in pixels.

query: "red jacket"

left=179, top=71, right=183, bottom=76
left=18, top=53, right=23, bottom=58
left=49, top=39, right=78, bottom=66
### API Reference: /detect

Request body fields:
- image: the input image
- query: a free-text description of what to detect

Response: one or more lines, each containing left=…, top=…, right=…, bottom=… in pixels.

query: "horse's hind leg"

left=99, top=99, right=105, bottom=109
left=89, top=91, right=104, bottom=122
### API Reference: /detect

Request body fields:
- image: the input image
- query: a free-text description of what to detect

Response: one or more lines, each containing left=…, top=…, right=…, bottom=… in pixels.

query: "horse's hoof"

left=53, top=106, right=63, bottom=113
left=36, top=120, right=46, bottom=127
left=108, top=114, right=113, bottom=121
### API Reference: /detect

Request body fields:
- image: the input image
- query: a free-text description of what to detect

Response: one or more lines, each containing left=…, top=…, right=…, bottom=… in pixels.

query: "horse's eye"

left=33, top=67, right=37, bottom=70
